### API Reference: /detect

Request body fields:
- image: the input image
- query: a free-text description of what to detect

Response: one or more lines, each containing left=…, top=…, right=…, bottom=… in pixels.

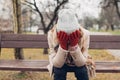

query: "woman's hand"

left=57, top=31, right=69, bottom=50
left=86, top=58, right=96, bottom=68
left=69, top=30, right=81, bottom=47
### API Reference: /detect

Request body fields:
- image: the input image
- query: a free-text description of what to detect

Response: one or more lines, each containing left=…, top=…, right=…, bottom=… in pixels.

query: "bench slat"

left=1, top=34, right=120, bottom=49
left=96, top=61, right=120, bottom=73
left=90, top=42, right=120, bottom=49
left=1, top=41, right=120, bottom=49
left=0, top=60, right=120, bottom=73
left=2, top=34, right=120, bottom=42
left=1, top=34, right=47, bottom=41
left=0, top=60, right=49, bottom=71
left=90, top=35, right=120, bottom=42
left=1, top=41, right=48, bottom=48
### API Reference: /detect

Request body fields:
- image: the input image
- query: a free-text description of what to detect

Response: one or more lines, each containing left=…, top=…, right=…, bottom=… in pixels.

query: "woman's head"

left=57, top=9, right=80, bottom=34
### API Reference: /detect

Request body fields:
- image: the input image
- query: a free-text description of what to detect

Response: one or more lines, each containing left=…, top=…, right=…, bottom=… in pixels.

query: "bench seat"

left=0, top=60, right=120, bottom=73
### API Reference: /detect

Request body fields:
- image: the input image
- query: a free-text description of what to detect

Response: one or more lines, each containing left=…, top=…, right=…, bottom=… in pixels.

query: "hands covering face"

left=57, top=30, right=81, bottom=50
left=57, top=31, right=69, bottom=50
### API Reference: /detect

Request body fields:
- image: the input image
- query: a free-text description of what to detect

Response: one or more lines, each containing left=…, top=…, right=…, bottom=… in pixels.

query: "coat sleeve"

left=82, top=30, right=91, bottom=58
left=69, top=45, right=87, bottom=67
left=69, top=29, right=90, bottom=67
left=47, top=30, right=68, bottom=68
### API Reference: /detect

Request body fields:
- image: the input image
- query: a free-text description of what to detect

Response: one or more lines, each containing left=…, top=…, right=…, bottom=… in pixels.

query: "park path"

left=90, top=32, right=120, bottom=59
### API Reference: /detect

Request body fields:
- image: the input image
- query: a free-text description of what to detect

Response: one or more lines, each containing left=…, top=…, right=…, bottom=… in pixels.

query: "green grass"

left=89, top=49, right=119, bottom=61
left=90, top=29, right=120, bottom=35
left=0, top=48, right=120, bottom=80
left=108, top=30, right=120, bottom=35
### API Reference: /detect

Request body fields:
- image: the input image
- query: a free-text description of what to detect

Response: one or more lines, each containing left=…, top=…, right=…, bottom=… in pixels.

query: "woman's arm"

left=47, top=30, right=68, bottom=68
left=81, top=32, right=95, bottom=67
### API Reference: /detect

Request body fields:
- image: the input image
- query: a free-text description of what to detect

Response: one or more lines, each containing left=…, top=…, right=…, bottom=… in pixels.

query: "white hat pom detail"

left=57, top=9, right=80, bottom=34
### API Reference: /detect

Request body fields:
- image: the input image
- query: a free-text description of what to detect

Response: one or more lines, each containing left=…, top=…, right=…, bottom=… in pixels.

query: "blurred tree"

left=96, top=14, right=106, bottom=31
left=83, top=16, right=94, bottom=29
left=22, top=0, right=68, bottom=34
left=100, top=0, right=120, bottom=31
left=0, top=0, right=13, bottom=33
left=12, top=0, right=24, bottom=59
left=22, top=0, right=68, bottom=54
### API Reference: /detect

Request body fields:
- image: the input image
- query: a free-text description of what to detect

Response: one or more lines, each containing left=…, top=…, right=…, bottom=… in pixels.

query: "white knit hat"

left=57, top=9, right=80, bottom=34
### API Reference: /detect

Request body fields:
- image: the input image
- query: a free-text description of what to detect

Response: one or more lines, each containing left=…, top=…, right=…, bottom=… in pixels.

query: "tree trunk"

left=98, top=25, right=101, bottom=31
left=43, top=48, right=48, bottom=54
left=110, top=24, right=114, bottom=31
left=105, top=25, right=109, bottom=31
left=14, top=48, right=24, bottom=59
left=43, top=32, right=48, bottom=54
left=12, top=0, right=24, bottom=59
left=114, top=0, right=120, bottom=20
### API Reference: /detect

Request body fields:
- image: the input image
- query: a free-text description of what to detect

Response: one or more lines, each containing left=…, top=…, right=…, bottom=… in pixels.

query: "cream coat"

left=47, top=25, right=90, bottom=77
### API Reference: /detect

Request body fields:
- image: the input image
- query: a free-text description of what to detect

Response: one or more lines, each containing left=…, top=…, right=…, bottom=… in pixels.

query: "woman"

left=47, top=9, right=95, bottom=80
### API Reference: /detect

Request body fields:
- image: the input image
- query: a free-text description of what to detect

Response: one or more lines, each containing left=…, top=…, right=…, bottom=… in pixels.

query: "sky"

left=0, top=0, right=12, bottom=19
left=36, top=0, right=102, bottom=19
left=0, top=0, right=102, bottom=19
left=68, top=0, right=102, bottom=18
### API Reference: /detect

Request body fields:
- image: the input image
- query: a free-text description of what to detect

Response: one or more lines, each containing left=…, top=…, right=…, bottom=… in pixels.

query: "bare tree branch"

left=57, top=0, right=60, bottom=5
left=102, top=1, right=113, bottom=8
left=114, top=0, right=120, bottom=19
left=25, top=0, right=46, bottom=33
left=101, top=0, right=120, bottom=19
left=24, top=0, right=68, bottom=33
left=24, top=1, right=34, bottom=5
left=22, top=2, right=33, bottom=9
left=39, top=1, right=52, bottom=20
left=33, top=0, right=46, bottom=33
left=46, top=0, right=68, bottom=32
left=46, top=12, right=52, bottom=20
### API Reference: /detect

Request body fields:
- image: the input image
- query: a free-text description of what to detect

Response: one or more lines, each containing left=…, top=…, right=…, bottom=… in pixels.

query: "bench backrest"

left=0, top=34, right=120, bottom=49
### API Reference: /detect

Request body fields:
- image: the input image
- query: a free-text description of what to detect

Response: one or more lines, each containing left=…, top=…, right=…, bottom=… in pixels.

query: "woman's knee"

left=74, top=65, right=89, bottom=80
left=53, top=67, right=67, bottom=80
left=53, top=67, right=67, bottom=76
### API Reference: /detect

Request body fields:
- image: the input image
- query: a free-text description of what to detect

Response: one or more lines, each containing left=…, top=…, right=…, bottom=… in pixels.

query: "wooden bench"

left=0, top=33, right=120, bottom=73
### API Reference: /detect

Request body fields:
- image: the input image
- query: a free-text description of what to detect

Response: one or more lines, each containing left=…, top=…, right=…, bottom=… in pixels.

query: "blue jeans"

left=53, top=64, right=89, bottom=80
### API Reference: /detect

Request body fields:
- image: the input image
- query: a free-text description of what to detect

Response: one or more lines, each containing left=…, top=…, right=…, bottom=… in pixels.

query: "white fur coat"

left=47, top=25, right=91, bottom=77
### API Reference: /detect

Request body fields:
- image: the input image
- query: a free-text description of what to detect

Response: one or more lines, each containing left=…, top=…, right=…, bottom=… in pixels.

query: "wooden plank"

left=96, top=61, right=120, bottom=73
left=90, top=35, right=120, bottom=42
left=1, top=41, right=48, bottom=48
left=0, top=34, right=1, bottom=49
left=90, top=42, right=120, bottom=49
left=2, top=34, right=120, bottom=42
left=1, top=34, right=47, bottom=41
left=0, top=34, right=1, bottom=42
left=0, top=60, right=49, bottom=71
left=1, top=41, right=120, bottom=49
left=0, top=60, right=120, bottom=73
